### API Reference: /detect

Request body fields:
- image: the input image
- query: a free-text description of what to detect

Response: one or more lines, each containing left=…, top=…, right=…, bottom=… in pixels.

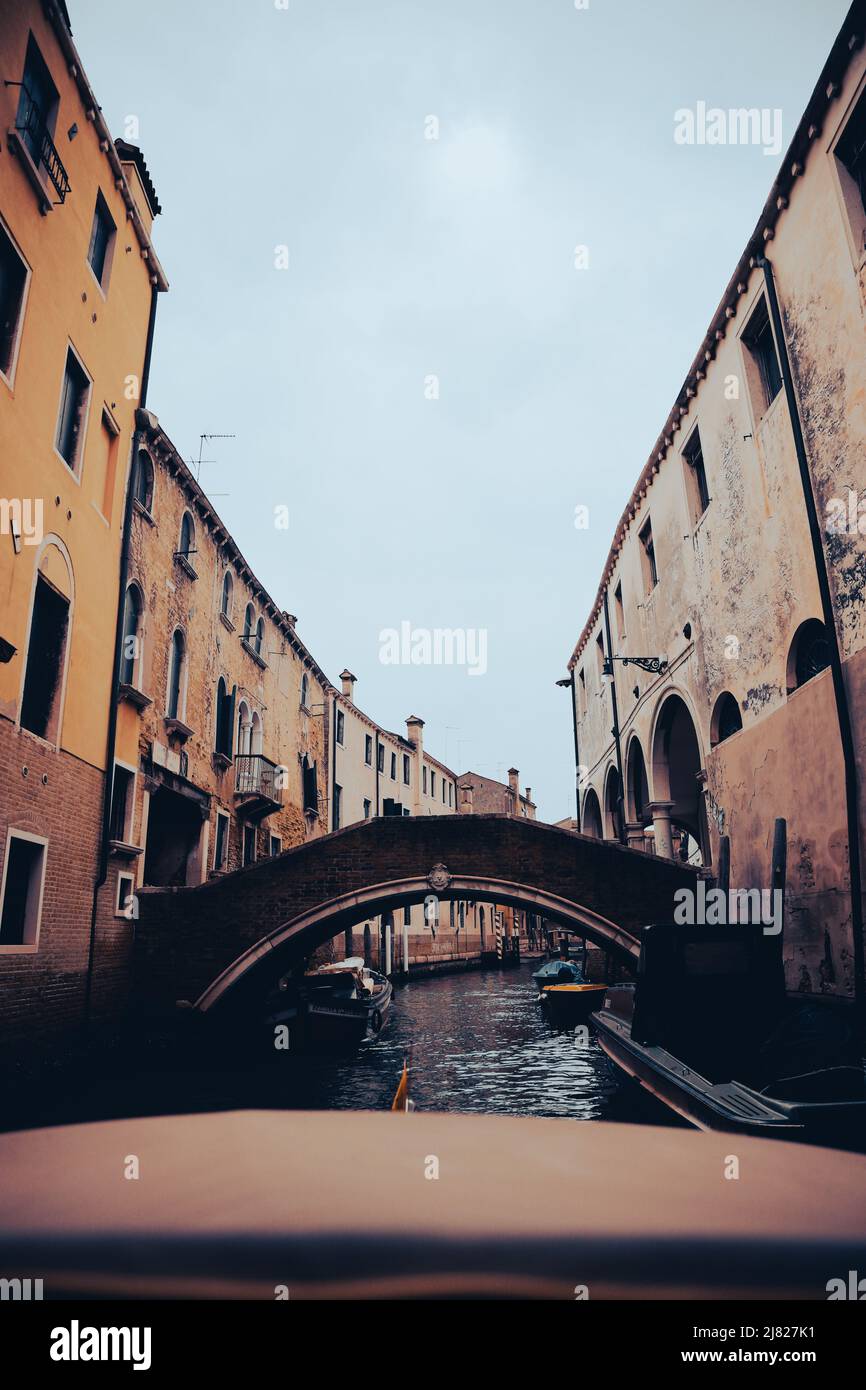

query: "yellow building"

left=0, top=0, right=166, bottom=1057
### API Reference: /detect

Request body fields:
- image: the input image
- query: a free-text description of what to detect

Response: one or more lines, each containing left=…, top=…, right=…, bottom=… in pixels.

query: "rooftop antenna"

left=195, top=433, right=236, bottom=482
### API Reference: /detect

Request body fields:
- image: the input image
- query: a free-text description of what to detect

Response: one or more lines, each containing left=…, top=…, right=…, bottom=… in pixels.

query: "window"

left=56, top=346, right=91, bottom=473
left=120, top=584, right=142, bottom=687
left=0, top=220, right=29, bottom=383
left=242, top=824, right=256, bottom=867
left=788, top=619, right=832, bottom=692
left=333, top=782, right=342, bottom=830
left=269, top=834, right=282, bottom=857
left=639, top=517, right=658, bottom=593
left=215, top=677, right=234, bottom=757
left=221, top=571, right=233, bottom=624
left=431, top=771, right=436, bottom=797
left=303, top=757, right=318, bottom=815
left=614, top=582, right=625, bottom=642
left=87, top=191, right=116, bottom=290
left=377, top=743, right=384, bottom=773
left=21, top=568, right=70, bottom=742
left=109, top=764, right=134, bottom=843
left=403, top=754, right=410, bottom=785
left=365, top=734, right=373, bottom=765
left=16, top=37, right=58, bottom=169
left=423, top=765, right=428, bottom=793
left=448, top=782, right=453, bottom=807
left=743, top=296, right=782, bottom=414
left=254, top=616, right=264, bottom=657
left=578, top=668, right=586, bottom=717
left=336, top=710, right=345, bottom=745
left=167, top=629, right=186, bottom=720
left=711, top=691, right=743, bottom=746
left=97, top=410, right=120, bottom=522
left=442, top=779, right=447, bottom=803
left=214, top=812, right=229, bottom=871
left=390, top=751, right=397, bottom=780
left=177, top=513, right=196, bottom=574
left=683, top=426, right=710, bottom=522
left=363, top=798, right=372, bottom=819
left=834, top=86, right=866, bottom=254
left=0, top=831, right=47, bottom=948
left=115, top=871, right=135, bottom=918
left=300, top=674, right=308, bottom=709
left=132, top=449, right=154, bottom=513
left=595, top=631, right=605, bottom=681
left=403, top=905, right=411, bottom=926
left=243, top=604, right=255, bottom=641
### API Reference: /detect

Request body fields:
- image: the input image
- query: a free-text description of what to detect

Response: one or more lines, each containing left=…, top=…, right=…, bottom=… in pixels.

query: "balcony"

left=234, top=754, right=283, bottom=822
left=8, top=87, right=70, bottom=210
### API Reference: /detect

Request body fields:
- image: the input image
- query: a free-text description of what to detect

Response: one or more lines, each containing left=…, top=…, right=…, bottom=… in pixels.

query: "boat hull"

left=541, top=983, right=607, bottom=1028
left=593, top=1008, right=866, bottom=1146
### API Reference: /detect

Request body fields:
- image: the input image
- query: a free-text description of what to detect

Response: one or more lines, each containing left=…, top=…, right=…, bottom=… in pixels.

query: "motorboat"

left=266, top=958, right=392, bottom=1049
left=541, top=983, right=607, bottom=1028
left=532, top=957, right=585, bottom=992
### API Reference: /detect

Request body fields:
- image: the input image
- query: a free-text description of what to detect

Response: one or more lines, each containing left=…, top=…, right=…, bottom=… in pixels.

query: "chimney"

left=508, top=767, right=519, bottom=813
left=459, top=781, right=474, bottom=814
left=340, top=669, right=357, bottom=700
left=283, top=611, right=297, bottom=628
left=525, top=787, right=532, bottom=804
left=405, top=716, right=425, bottom=816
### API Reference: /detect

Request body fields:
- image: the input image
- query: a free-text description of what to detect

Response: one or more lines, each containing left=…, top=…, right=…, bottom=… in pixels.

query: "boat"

left=532, top=957, right=586, bottom=992
left=266, top=957, right=392, bottom=1049
left=593, top=923, right=866, bottom=1148
left=541, top=982, right=607, bottom=1028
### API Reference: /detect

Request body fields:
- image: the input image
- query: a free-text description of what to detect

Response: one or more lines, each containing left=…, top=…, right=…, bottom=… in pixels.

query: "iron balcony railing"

left=15, top=87, right=70, bottom=205
left=234, top=753, right=282, bottom=806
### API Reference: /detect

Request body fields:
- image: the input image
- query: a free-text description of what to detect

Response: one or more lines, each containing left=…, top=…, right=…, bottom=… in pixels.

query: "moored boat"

left=593, top=924, right=866, bottom=1148
left=266, top=957, right=392, bottom=1050
left=541, top=983, right=607, bottom=1028
left=532, top=958, right=585, bottom=992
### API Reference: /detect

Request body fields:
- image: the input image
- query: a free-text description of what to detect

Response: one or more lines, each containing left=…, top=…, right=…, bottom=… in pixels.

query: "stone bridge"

left=133, top=815, right=700, bottom=1016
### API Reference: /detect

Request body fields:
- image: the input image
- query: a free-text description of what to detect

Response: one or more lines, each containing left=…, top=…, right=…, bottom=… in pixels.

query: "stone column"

left=648, top=801, right=676, bottom=860
left=625, top=821, right=645, bottom=851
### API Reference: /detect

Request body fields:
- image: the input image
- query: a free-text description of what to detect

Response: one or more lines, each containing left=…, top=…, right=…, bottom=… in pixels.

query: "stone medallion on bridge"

left=427, top=863, right=451, bottom=893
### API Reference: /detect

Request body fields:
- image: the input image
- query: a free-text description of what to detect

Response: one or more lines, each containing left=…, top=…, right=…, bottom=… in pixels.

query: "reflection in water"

left=9, top=962, right=671, bottom=1130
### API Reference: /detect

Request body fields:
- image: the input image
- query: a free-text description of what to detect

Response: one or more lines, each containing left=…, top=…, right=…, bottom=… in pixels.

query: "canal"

left=5, top=961, right=673, bottom=1131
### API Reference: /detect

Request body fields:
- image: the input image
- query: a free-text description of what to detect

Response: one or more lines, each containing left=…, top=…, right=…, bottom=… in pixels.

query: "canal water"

left=8, top=961, right=669, bottom=1130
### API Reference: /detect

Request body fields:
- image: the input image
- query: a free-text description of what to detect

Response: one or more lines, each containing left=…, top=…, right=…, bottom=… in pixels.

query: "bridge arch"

left=132, top=815, right=700, bottom=1019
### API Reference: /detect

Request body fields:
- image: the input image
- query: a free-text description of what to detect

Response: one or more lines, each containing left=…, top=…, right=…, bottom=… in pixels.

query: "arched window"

left=787, top=619, right=831, bottom=692
left=20, top=540, right=74, bottom=745
left=133, top=450, right=154, bottom=513
left=120, top=583, right=143, bottom=687
left=179, top=512, right=195, bottom=560
left=215, top=676, right=234, bottom=757
left=237, top=700, right=252, bottom=755
left=221, top=570, right=233, bottom=623
left=711, top=691, right=743, bottom=746
left=254, top=616, right=264, bottom=656
left=251, top=709, right=263, bottom=755
left=167, top=629, right=186, bottom=720
left=243, top=603, right=255, bottom=641
left=300, top=673, right=308, bottom=709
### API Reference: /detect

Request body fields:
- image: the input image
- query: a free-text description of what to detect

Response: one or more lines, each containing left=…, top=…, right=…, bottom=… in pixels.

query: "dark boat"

left=532, top=958, right=585, bottom=992
left=541, top=982, right=608, bottom=1028
left=266, top=958, right=392, bottom=1050
left=593, top=923, right=866, bottom=1148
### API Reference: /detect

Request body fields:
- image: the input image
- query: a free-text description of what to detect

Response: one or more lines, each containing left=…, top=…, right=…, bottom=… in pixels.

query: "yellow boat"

left=541, top=982, right=607, bottom=1028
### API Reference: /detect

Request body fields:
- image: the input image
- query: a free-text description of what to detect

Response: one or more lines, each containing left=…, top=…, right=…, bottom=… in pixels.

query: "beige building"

left=107, top=410, right=331, bottom=912
left=566, top=6, right=866, bottom=1003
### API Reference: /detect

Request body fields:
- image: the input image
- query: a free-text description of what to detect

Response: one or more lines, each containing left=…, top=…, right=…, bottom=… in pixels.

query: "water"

left=6, top=961, right=667, bottom=1130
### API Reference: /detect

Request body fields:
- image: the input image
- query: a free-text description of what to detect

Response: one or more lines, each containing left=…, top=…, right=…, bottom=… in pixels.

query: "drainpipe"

left=83, top=281, right=160, bottom=1035
left=759, top=255, right=865, bottom=1029
left=602, top=589, right=627, bottom=844
left=569, top=670, right=581, bottom=824
left=330, top=690, right=338, bottom=831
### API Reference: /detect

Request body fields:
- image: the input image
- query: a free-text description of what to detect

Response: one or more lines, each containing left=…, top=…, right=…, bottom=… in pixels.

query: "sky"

left=69, top=0, right=850, bottom=822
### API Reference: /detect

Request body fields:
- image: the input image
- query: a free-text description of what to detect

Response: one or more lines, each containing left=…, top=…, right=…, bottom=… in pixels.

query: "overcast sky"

left=71, top=0, right=848, bottom=821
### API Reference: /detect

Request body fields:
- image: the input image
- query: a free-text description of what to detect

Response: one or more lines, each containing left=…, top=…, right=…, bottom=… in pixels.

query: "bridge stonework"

left=133, top=816, right=700, bottom=1015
